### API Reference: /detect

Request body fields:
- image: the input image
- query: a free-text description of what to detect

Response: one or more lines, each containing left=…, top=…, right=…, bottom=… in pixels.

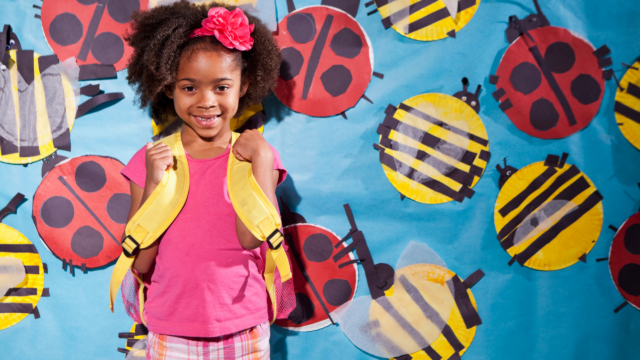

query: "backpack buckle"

left=122, top=235, right=140, bottom=257
left=266, top=229, right=283, bottom=250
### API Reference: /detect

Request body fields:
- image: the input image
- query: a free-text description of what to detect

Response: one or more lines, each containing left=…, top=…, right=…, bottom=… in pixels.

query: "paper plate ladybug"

left=32, top=154, right=130, bottom=274
left=373, top=78, right=491, bottom=204
left=494, top=153, right=603, bottom=270
left=274, top=2, right=378, bottom=117
left=490, top=0, right=612, bottom=139
left=274, top=201, right=359, bottom=331
left=607, top=209, right=640, bottom=313
left=39, top=0, right=149, bottom=71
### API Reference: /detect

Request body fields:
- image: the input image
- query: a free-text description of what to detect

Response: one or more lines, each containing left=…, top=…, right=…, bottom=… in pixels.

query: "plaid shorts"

left=146, top=322, right=270, bottom=360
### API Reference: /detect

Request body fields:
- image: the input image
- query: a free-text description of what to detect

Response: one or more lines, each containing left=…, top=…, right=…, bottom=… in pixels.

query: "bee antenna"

left=475, top=84, right=481, bottom=96
left=462, top=77, right=468, bottom=92
left=503, top=157, right=508, bottom=167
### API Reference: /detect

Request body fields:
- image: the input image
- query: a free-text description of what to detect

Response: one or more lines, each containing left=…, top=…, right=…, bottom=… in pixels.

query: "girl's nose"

left=197, top=90, right=218, bottom=109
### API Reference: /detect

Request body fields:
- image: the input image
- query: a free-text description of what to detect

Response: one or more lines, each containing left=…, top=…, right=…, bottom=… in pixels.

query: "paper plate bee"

left=274, top=0, right=382, bottom=118
left=494, top=153, right=603, bottom=270
left=365, top=0, right=481, bottom=41
left=489, top=0, right=612, bottom=139
left=373, top=78, right=490, bottom=204
left=32, top=154, right=130, bottom=274
left=614, top=56, right=640, bottom=151
left=0, top=193, right=50, bottom=330
left=117, top=323, right=148, bottom=357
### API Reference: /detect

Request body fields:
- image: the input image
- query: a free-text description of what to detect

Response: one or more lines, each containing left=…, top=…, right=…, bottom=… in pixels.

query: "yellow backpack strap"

left=109, top=132, right=190, bottom=312
left=228, top=132, right=292, bottom=322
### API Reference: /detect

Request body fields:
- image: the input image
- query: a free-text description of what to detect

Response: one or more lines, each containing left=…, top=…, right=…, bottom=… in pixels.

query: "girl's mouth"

left=193, top=114, right=221, bottom=127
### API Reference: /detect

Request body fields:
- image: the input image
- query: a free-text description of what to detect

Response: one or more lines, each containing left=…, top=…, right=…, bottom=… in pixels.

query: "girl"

left=121, top=2, right=284, bottom=358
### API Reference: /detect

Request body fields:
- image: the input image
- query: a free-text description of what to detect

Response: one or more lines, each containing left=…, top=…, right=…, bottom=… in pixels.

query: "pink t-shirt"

left=121, top=142, right=286, bottom=337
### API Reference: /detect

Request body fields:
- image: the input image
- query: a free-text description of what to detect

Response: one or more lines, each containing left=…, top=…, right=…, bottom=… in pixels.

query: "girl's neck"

left=180, top=123, right=232, bottom=160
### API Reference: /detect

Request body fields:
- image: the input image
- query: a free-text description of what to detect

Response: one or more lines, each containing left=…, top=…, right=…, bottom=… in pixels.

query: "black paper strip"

left=76, top=92, right=125, bottom=119
left=0, top=244, right=38, bottom=253
left=78, top=64, right=116, bottom=80
left=492, top=88, right=506, bottom=101
left=135, top=323, right=148, bottom=336
left=598, top=57, right=613, bottom=69
left=449, top=276, right=482, bottom=329
left=614, top=301, right=629, bottom=314
left=615, top=101, right=640, bottom=124
left=462, top=269, right=484, bottom=289
left=373, top=72, right=384, bottom=79
left=609, top=225, right=619, bottom=232
left=37, top=54, right=59, bottom=74
left=408, top=7, right=450, bottom=33
left=0, top=303, right=34, bottom=313
left=558, top=153, right=569, bottom=168
left=301, top=15, right=333, bottom=100
left=441, top=324, right=465, bottom=352
left=423, top=346, right=442, bottom=360
left=24, top=265, right=39, bottom=274
left=286, top=0, right=295, bottom=13
left=498, top=166, right=558, bottom=217
left=489, top=75, right=499, bottom=85
left=4, top=288, right=38, bottom=296
left=627, top=83, right=640, bottom=100
left=499, top=99, right=513, bottom=111
left=118, top=332, right=135, bottom=339
left=457, top=0, right=476, bottom=12
left=79, top=84, right=101, bottom=96
left=592, top=45, right=611, bottom=60
left=42, top=288, right=49, bottom=297
left=381, top=0, right=439, bottom=29
left=0, top=193, right=25, bottom=223
left=77, top=0, right=108, bottom=61
left=32, top=306, right=40, bottom=318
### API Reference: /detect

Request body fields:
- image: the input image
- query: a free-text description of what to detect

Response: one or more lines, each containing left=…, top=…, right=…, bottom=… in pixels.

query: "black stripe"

left=234, top=110, right=266, bottom=133
left=497, top=165, right=580, bottom=240
left=385, top=104, right=397, bottom=116
left=458, top=0, right=476, bottom=12
left=42, top=288, right=49, bottom=297
left=0, top=303, right=33, bottom=313
left=376, top=296, right=428, bottom=348
left=0, top=135, right=19, bottom=156
left=422, top=346, right=442, bottom=360
left=501, top=175, right=591, bottom=250
left=302, top=15, right=333, bottom=100
left=615, top=101, right=640, bottom=124
left=118, top=332, right=135, bottom=339
left=479, top=150, right=491, bottom=162
left=383, top=0, right=439, bottom=28
left=498, top=166, right=558, bottom=217
left=126, top=339, right=138, bottom=348
left=24, top=265, right=40, bottom=274
left=380, top=137, right=476, bottom=186
left=4, top=288, right=37, bottom=296
left=515, top=191, right=603, bottom=265
left=0, top=244, right=38, bottom=253
left=408, top=7, right=451, bottom=33
left=58, top=176, right=120, bottom=245
left=449, top=276, right=482, bottom=329
left=0, top=193, right=24, bottom=222
left=441, top=324, right=465, bottom=352
left=528, top=44, right=577, bottom=126
left=379, top=120, right=477, bottom=166
left=397, top=275, right=447, bottom=328
left=398, top=103, right=489, bottom=146
left=379, top=150, right=470, bottom=202
left=627, top=83, right=640, bottom=99
left=77, top=0, right=107, bottom=61
left=374, top=0, right=398, bottom=7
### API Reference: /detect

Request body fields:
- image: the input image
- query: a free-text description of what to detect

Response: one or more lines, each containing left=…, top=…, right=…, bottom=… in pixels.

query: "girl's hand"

left=232, top=129, right=273, bottom=163
left=144, top=142, right=174, bottom=187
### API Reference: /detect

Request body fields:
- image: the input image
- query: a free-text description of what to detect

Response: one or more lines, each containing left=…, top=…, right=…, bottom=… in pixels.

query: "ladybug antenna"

left=532, top=0, right=545, bottom=17
left=475, top=84, right=482, bottom=96
left=462, top=77, right=469, bottom=92
left=0, top=193, right=24, bottom=223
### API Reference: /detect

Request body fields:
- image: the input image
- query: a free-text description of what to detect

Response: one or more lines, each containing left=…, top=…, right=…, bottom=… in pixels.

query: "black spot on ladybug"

left=618, top=263, right=640, bottom=296
left=287, top=13, right=316, bottom=44
left=624, top=223, right=640, bottom=255
left=323, top=278, right=352, bottom=307
left=49, top=13, right=83, bottom=46
left=41, top=196, right=74, bottom=228
left=107, top=0, right=140, bottom=24
left=91, top=32, right=125, bottom=65
left=107, top=193, right=131, bottom=225
left=571, top=74, right=601, bottom=105
left=280, top=47, right=304, bottom=81
left=321, top=65, right=352, bottom=97
left=70, top=225, right=104, bottom=259
left=288, top=292, right=315, bottom=324
left=330, top=28, right=362, bottom=59
left=75, top=161, right=106, bottom=193
left=303, top=233, right=334, bottom=263
left=530, top=97, right=559, bottom=131
left=544, top=42, right=575, bottom=74
left=510, top=62, right=541, bottom=95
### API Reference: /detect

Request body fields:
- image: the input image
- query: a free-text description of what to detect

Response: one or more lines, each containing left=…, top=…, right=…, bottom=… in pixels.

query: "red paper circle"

left=40, top=0, right=149, bottom=71
left=275, top=224, right=358, bottom=331
left=32, top=155, right=130, bottom=269
left=495, top=26, right=604, bottom=139
left=273, top=6, right=373, bottom=117
left=609, top=212, right=640, bottom=310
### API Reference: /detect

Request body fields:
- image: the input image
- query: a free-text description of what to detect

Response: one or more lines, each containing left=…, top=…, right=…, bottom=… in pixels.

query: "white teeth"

left=195, top=115, right=220, bottom=122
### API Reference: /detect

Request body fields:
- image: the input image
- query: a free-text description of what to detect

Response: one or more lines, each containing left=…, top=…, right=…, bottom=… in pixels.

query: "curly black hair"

left=125, top=0, right=282, bottom=121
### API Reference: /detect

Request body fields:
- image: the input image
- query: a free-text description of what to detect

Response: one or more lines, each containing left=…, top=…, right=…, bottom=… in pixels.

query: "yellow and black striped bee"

left=366, top=0, right=481, bottom=41
left=0, top=193, right=50, bottom=330
left=494, top=153, right=603, bottom=270
left=117, top=323, right=148, bottom=357
left=614, top=56, right=640, bottom=151
left=374, top=78, right=490, bottom=204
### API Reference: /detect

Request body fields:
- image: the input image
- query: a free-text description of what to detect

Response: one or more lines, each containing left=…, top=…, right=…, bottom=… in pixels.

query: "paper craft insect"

left=365, top=0, right=481, bottom=41
left=32, top=154, right=130, bottom=274
left=117, top=323, right=148, bottom=357
left=614, top=56, right=640, bottom=151
left=37, top=0, right=148, bottom=71
left=273, top=200, right=359, bottom=331
left=373, top=78, right=490, bottom=204
left=494, top=153, right=603, bottom=270
left=274, top=0, right=382, bottom=118
left=0, top=193, right=50, bottom=330
left=490, top=0, right=612, bottom=139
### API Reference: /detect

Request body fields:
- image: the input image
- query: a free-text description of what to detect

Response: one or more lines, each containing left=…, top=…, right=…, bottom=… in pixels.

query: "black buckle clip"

left=266, top=229, right=283, bottom=250
left=122, top=235, right=140, bottom=257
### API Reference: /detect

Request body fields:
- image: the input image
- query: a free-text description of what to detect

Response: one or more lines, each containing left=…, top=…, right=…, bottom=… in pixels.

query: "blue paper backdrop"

left=1, top=0, right=639, bottom=359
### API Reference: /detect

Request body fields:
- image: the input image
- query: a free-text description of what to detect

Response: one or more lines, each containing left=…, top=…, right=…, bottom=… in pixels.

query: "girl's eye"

left=184, top=86, right=195, bottom=92
left=216, top=86, right=229, bottom=91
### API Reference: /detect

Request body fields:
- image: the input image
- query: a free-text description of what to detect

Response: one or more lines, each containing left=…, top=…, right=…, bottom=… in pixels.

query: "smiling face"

left=166, top=45, right=247, bottom=142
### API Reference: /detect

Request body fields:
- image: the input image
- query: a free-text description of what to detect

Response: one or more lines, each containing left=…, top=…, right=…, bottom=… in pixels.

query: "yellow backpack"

left=109, top=131, right=292, bottom=324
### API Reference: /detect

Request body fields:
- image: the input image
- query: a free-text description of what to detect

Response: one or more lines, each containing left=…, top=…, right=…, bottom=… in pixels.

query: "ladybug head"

left=453, top=77, right=481, bottom=113
left=495, top=157, right=519, bottom=189
left=505, top=0, right=550, bottom=44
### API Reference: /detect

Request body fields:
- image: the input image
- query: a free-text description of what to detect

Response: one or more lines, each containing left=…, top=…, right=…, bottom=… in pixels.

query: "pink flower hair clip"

left=189, top=7, right=255, bottom=51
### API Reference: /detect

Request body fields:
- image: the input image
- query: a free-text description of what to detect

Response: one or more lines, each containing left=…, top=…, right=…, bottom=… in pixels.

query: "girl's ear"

left=240, top=80, right=249, bottom=97
left=165, top=86, right=174, bottom=99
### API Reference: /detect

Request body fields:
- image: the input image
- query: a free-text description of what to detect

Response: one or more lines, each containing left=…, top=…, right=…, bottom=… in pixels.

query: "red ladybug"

left=273, top=5, right=374, bottom=117
left=40, top=0, right=149, bottom=71
left=490, top=0, right=611, bottom=139
left=609, top=211, right=640, bottom=312
left=32, top=154, right=130, bottom=274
